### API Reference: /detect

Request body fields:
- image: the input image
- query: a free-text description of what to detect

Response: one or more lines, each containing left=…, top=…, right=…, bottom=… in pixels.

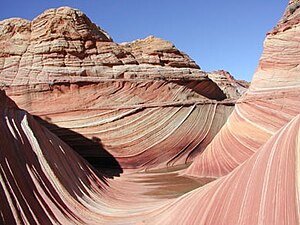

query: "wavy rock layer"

left=186, top=1, right=300, bottom=177
left=0, top=91, right=107, bottom=224
left=0, top=91, right=216, bottom=224
left=0, top=6, right=243, bottom=170
left=1, top=87, right=300, bottom=225
left=146, top=114, right=300, bottom=225
left=4, top=80, right=233, bottom=169
left=1, top=1, right=300, bottom=225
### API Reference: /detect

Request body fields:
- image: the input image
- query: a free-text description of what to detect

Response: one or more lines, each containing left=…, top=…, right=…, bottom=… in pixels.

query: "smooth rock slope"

left=0, top=6, right=244, bottom=170
left=1, top=1, right=300, bottom=224
left=186, top=0, right=300, bottom=177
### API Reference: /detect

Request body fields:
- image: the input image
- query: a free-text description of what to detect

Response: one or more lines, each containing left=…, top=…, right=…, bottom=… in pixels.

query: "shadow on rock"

left=33, top=116, right=123, bottom=179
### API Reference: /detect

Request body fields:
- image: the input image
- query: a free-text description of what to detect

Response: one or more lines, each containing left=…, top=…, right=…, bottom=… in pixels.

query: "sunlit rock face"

left=119, top=35, right=200, bottom=69
left=186, top=0, right=300, bottom=177
left=1, top=1, right=300, bottom=225
left=0, top=91, right=110, bottom=224
left=0, top=6, right=200, bottom=84
left=145, top=114, right=300, bottom=225
left=207, top=70, right=249, bottom=99
left=0, top=7, right=243, bottom=170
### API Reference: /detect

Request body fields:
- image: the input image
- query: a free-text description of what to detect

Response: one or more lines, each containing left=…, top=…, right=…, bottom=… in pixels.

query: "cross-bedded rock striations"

left=207, top=70, right=249, bottom=99
left=0, top=7, right=203, bottom=85
left=0, top=91, right=119, bottom=224
left=146, top=114, right=300, bottom=225
left=186, top=0, right=300, bottom=177
left=0, top=6, right=243, bottom=170
left=2, top=1, right=299, bottom=225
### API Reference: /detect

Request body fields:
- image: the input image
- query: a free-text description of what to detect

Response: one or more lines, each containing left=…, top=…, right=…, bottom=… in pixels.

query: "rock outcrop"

left=0, top=6, right=242, bottom=170
left=186, top=0, right=300, bottom=177
left=207, top=70, right=249, bottom=99
left=120, top=35, right=200, bottom=69
left=146, top=114, right=300, bottom=225
left=0, top=7, right=202, bottom=85
left=0, top=91, right=111, bottom=224
left=1, top=1, right=300, bottom=225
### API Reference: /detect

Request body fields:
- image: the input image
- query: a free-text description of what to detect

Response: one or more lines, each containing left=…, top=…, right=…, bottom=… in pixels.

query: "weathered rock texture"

left=1, top=1, right=300, bottom=225
left=120, top=35, right=200, bottom=68
left=186, top=0, right=300, bottom=177
left=207, top=70, right=249, bottom=98
left=146, top=114, right=300, bottom=224
left=0, top=6, right=242, bottom=170
left=0, top=7, right=202, bottom=84
left=0, top=91, right=214, bottom=224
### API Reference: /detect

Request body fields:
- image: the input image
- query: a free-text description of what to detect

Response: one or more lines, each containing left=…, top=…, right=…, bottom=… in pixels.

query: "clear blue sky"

left=1, top=1, right=288, bottom=81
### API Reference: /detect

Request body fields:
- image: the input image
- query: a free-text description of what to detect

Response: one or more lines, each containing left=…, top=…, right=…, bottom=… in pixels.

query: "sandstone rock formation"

left=1, top=1, right=300, bottom=224
left=119, top=35, right=200, bottom=69
left=186, top=0, right=300, bottom=177
left=145, top=114, right=300, bottom=224
left=0, top=6, right=241, bottom=170
left=207, top=70, right=249, bottom=99
left=0, top=91, right=213, bottom=224
left=0, top=7, right=201, bottom=85
left=0, top=90, right=108, bottom=224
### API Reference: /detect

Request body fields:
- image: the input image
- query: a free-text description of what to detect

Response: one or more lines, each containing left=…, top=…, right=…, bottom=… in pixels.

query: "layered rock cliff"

left=186, top=0, right=300, bottom=177
left=0, top=6, right=243, bottom=170
left=1, top=1, right=300, bottom=225
left=0, top=7, right=200, bottom=84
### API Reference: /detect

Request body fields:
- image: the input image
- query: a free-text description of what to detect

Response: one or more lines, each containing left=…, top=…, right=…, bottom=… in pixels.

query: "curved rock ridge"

left=4, top=80, right=233, bottom=169
left=1, top=89, right=299, bottom=225
left=0, top=91, right=108, bottom=224
left=186, top=0, right=300, bottom=177
left=0, top=7, right=205, bottom=86
left=0, top=91, right=163, bottom=224
left=146, top=114, right=300, bottom=225
left=0, top=91, right=226, bottom=225
left=0, top=6, right=243, bottom=170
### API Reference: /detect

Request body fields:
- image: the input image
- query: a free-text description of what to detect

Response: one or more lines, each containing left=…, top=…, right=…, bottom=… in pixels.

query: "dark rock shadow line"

left=33, top=116, right=123, bottom=179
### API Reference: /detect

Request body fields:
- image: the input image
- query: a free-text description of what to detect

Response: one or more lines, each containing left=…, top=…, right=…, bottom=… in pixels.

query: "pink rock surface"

left=0, top=90, right=107, bottom=224
left=146, top=114, right=300, bottom=224
left=4, top=80, right=233, bottom=170
left=208, top=70, right=249, bottom=99
left=0, top=6, right=241, bottom=170
left=1, top=86, right=299, bottom=225
left=1, top=1, right=300, bottom=225
left=186, top=0, right=300, bottom=177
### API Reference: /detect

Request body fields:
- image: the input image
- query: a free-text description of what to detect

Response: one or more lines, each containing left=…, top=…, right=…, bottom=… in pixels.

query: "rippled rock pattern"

left=186, top=0, right=300, bottom=177
left=0, top=6, right=244, bottom=170
left=1, top=1, right=300, bottom=224
left=0, top=7, right=201, bottom=84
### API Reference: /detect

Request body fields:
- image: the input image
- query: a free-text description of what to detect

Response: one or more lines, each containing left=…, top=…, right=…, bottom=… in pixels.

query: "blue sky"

left=1, top=1, right=288, bottom=81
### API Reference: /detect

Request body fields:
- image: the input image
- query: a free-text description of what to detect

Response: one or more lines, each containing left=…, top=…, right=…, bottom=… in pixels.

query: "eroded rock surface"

left=208, top=70, right=249, bottom=99
left=186, top=0, right=300, bottom=177
left=0, top=7, right=204, bottom=85
left=0, top=6, right=243, bottom=170
left=2, top=2, right=299, bottom=225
